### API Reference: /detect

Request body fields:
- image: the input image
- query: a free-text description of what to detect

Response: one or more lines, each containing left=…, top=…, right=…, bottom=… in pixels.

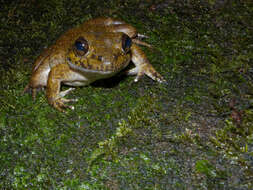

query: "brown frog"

left=24, top=17, right=165, bottom=112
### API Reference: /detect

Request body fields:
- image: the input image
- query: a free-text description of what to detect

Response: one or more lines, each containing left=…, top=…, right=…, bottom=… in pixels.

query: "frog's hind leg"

left=23, top=68, right=48, bottom=100
left=110, top=24, right=138, bottom=38
left=127, top=44, right=165, bottom=83
left=93, top=17, right=151, bottom=48
left=108, top=22, right=152, bottom=48
left=23, top=53, right=53, bottom=100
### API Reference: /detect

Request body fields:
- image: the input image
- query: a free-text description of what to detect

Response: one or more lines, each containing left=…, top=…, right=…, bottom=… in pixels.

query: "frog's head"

left=66, top=32, right=132, bottom=73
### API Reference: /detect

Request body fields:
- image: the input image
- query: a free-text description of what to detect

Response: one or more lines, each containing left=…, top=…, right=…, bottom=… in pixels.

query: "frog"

left=23, top=17, right=165, bottom=112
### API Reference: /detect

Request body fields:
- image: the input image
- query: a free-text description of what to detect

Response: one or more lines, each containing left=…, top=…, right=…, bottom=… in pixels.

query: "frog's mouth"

left=66, top=58, right=113, bottom=75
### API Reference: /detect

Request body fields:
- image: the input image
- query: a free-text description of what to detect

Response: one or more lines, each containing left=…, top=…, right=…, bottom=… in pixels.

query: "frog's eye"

left=122, top=34, right=132, bottom=53
left=74, top=37, right=89, bottom=56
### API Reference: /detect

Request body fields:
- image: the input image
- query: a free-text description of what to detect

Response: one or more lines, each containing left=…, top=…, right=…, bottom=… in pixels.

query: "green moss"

left=0, top=0, right=253, bottom=189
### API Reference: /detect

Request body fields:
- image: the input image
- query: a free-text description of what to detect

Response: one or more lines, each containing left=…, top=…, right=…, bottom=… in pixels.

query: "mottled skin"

left=24, top=17, right=165, bottom=112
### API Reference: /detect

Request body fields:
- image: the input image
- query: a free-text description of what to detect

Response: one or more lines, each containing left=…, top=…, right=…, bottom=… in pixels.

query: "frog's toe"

left=127, top=65, right=166, bottom=83
left=137, top=33, right=149, bottom=39
left=22, top=84, right=30, bottom=95
left=32, top=88, right=37, bottom=101
left=138, top=63, right=165, bottom=83
left=22, top=84, right=45, bottom=100
left=59, top=88, right=75, bottom=98
left=151, top=72, right=166, bottom=84
left=61, top=98, right=78, bottom=103
left=52, top=98, right=75, bottom=112
left=146, top=69, right=166, bottom=83
left=134, top=71, right=144, bottom=82
left=22, top=84, right=36, bottom=99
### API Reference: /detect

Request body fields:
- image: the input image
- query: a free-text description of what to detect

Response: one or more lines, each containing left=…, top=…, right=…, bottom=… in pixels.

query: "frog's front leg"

left=128, top=44, right=166, bottom=83
left=46, top=64, right=77, bottom=112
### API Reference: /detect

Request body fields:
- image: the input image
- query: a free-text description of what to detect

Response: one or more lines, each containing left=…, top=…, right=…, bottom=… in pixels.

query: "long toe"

left=53, top=99, right=74, bottom=112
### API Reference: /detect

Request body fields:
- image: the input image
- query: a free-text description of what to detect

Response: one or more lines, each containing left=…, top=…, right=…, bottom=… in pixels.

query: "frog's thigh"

left=30, top=62, right=50, bottom=88
left=110, top=24, right=137, bottom=38
left=46, top=64, right=72, bottom=102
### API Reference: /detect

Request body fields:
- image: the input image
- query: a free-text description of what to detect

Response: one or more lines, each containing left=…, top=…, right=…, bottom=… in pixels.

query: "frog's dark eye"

left=122, top=34, right=132, bottom=53
left=74, top=37, right=89, bottom=56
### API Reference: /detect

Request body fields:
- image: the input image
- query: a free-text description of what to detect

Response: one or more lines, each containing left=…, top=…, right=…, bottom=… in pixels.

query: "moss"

left=0, top=0, right=253, bottom=189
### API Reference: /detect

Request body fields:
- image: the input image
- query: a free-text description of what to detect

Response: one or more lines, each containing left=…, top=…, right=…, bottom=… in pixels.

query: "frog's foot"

left=22, top=84, right=44, bottom=100
left=49, top=98, right=76, bottom=112
left=130, top=44, right=166, bottom=83
left=49, top=89, right=78, bottom=112
left=132, top=33, right=152, bottom=48
left=48, top=89, right=78, bottom=112
left=127, top=65, right=165, bottom=83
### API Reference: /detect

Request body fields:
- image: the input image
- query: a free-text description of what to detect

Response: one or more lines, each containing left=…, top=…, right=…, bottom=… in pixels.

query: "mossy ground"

left=0, top=0, right=253, bottom=189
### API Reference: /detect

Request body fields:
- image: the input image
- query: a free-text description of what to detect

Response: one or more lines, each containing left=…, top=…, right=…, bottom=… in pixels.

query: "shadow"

left=90, top=65, right=132, bottom=88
